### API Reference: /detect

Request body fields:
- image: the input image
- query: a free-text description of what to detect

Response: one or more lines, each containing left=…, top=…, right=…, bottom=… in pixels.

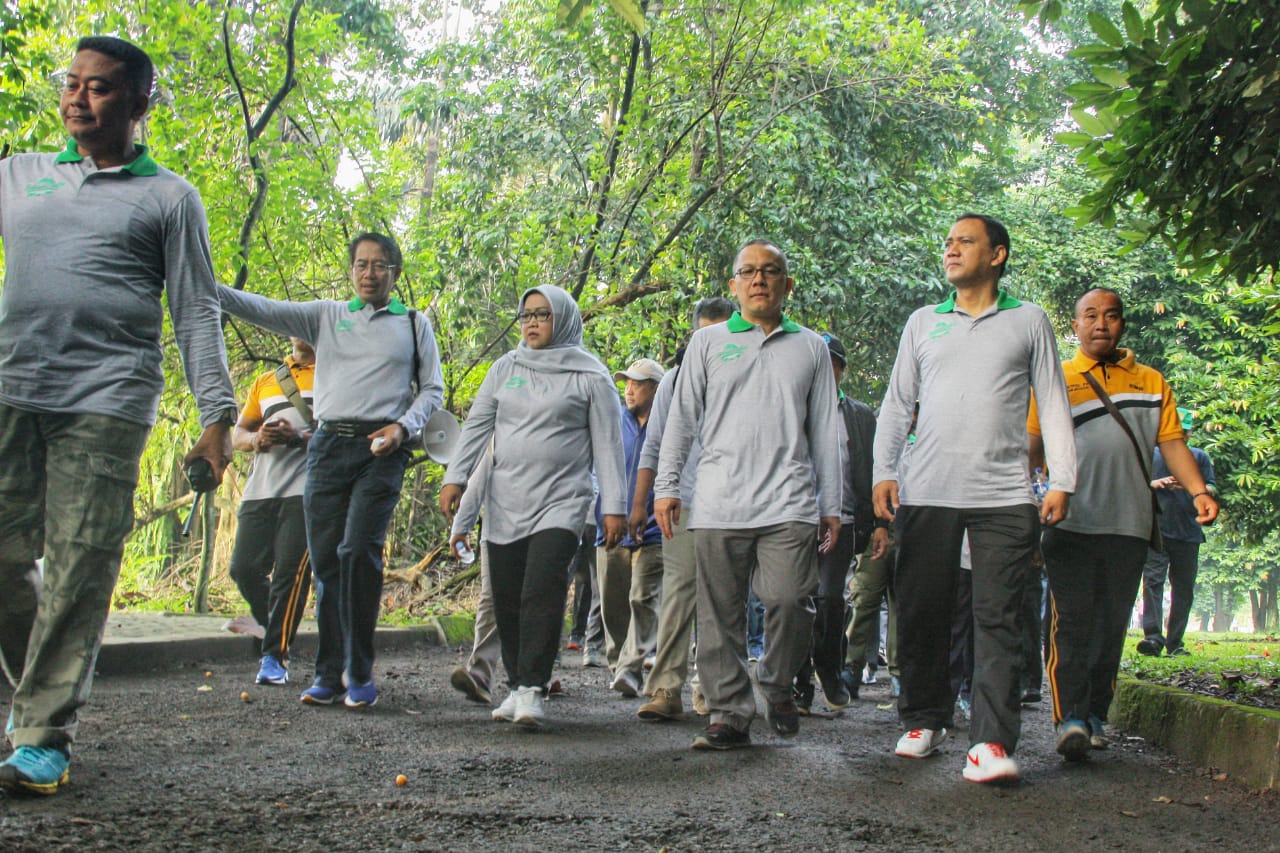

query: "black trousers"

left=1141, top=539, right=1200, bottom=651
left=488, top=528, right=579, bottom=688
left=893, top=504, right=1039, bottom=751
left=796, top=525, right=856, bottom=690
left=229, top=496, right=311, bottom=661
left=1043, top=529, right=1148, bottom=723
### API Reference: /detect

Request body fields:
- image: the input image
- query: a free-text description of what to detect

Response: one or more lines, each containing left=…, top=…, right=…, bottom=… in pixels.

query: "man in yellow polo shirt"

left=230, top=337, right=316, bottom=686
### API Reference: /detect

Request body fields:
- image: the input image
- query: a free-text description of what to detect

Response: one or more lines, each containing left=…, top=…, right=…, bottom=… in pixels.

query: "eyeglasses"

left=734, top=265, right=785, bottom=280
left=517, top=309, right=553, bottom=325
left=352, top=260, right=398, bottom=275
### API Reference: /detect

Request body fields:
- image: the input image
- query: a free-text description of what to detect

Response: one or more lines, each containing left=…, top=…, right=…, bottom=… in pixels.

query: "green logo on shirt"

left=25, top=178, right=66, bottom=198
left=504, top=377, right=527, bottom=389
left=929, top=321, right=956, bottom=340
left=717, top=343, right=747, bottom=362
left=336, top=319, right=355, bottom=332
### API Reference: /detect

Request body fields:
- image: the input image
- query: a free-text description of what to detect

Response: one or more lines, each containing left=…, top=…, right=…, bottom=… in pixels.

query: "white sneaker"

left=610, top=669, right=640, bottom=698
left=512, top=685, right=545, bottom=728
left=895, top=728, right=947, bottom=758
left=963, top=742, right=1021, bottom=784
left=492, top=691, right=517, bottom=722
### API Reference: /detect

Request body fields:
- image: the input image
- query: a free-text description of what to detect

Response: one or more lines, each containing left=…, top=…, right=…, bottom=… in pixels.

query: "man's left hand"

left=1040, top=490, right=1070, bottom=526
left=369, top=424, right=408, bottom=457
left=1192, top=492, right=1220, bottom=526
left=183, top=424, right=234, bottom=487
left=818, top=516, right=840, bottom=555
left=602, top=514, right=626, bottom=548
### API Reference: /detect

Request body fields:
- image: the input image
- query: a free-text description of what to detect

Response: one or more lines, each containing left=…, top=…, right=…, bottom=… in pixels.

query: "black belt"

left=317, top=419, right=390, bottom=437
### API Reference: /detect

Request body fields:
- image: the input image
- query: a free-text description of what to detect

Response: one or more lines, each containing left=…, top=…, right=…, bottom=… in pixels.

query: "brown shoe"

left=637, top=687, right=683, bottom=721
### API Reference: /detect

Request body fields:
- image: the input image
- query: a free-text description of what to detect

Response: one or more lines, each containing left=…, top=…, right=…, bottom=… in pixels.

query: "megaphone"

left=422, top=409, right=460, bottom=464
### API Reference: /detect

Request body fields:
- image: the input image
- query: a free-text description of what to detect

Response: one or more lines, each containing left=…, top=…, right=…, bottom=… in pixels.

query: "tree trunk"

left=1212, top=587, right=1229, bottom=632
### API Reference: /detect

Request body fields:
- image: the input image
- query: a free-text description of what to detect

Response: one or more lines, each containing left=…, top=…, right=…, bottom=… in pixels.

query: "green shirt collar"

left=55, top=139, right=158, bottom=176
left=726, top=310, right=802, bottom=334
left=934, top=289, right=1022, bottom=314
left=347, top=295, right=408, bottom=315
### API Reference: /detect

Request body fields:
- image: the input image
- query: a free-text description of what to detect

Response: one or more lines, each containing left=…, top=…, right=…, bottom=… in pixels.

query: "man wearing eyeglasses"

left=0, top=37, right=238, bottom=795
left=654, top=239, right=842, bottom=750
left=218, top=232, right=444, bottom=710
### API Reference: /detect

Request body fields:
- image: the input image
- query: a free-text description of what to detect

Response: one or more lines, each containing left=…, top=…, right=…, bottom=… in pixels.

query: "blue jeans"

left=304, top=430, right=407, bottom=689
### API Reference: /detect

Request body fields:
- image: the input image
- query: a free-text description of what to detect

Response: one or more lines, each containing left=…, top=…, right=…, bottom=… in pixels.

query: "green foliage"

left=1032, top=0, right=1280, bottom=285
left=7, top=0, right=1276, bottom=620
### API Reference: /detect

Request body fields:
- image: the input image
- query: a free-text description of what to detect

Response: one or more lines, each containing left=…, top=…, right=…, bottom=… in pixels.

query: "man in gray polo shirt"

left=873, top=213, right=1076, bottom=784
left=0, top=37, right=237, bottom=795
left=655, top=239, right=841, bottom=750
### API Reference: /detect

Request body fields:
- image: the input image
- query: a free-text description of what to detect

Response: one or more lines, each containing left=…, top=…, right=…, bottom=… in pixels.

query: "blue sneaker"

left=1056, top=718, right=1090, bottom=762
left=344, top=681, right=378, bottom=708
left=1087, top=716, right=1107, bottom=750
left=255, top=655, right=289, bottom=685
left=300, top=684, right=346, bottom=705
left=0, top=745, right=71, bottom=795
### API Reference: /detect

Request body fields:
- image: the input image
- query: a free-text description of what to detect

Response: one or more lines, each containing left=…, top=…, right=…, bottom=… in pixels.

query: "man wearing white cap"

left=597, top=358, right=666, bottom=698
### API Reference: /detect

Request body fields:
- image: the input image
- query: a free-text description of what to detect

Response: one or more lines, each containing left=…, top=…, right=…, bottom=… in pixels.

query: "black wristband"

left=1191, top=491, right=1211, bottom=500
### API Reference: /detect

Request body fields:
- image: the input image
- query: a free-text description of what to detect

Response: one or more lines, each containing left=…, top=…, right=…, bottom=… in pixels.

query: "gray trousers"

left=645, top=516, right=697, bottom=694
left=597, top=542, right=663, bottom=678
left=464, top=542, right=499, bottom=692
left=694, top=522, right=819, bottom=731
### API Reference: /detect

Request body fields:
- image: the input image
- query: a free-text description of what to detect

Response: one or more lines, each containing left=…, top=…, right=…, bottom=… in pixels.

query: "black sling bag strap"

left=408, top=309, right=420, bottom=394
left=1080, top=369, right=1164, bottom=551
left=273, top=361, right=315, bottom=427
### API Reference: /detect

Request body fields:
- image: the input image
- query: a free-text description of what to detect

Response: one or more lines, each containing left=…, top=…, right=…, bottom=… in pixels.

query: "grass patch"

left=1121, top=631, right=1280, bottom=711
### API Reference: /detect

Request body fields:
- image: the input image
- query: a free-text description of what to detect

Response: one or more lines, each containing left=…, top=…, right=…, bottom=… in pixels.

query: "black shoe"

left=839, top=667, right=861, bottom=700
left=1136, top=637, right=1164, bottom=656
left=766, top=699, right=800, bottom=737
left=818, top=672, right=851, bottom=709
left=792, top=682, right=815, bottom=716
left=691, top=723, right=751, bottom=750
left=1167, top=645, right=1191, bottom=657
left=1020, top=688, right=1041, bottom=704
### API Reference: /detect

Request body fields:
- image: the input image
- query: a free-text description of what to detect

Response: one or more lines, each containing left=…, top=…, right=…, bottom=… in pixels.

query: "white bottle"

left=454, top=540, right=475, bottom=566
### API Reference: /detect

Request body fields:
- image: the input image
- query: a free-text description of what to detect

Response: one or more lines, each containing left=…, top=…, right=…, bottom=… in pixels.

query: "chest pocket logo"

left=504, top=377, right=528, bottom=389
left=718, top=343, right=748, bottom=363
left=336, top=318, right=355, bottom=332
left=25, top=178, right=66, bottom=198
left=929, top=321, right=956, bottom=340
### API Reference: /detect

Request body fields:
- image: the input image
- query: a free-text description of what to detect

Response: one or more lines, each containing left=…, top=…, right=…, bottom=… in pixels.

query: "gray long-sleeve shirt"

left=638, top=367, right=701, bottom=507
left=0, top=148, right=235, bottom=426
left=443, top=353, right=626, bottom=545
left=218, top=286, right=443, bottom=440
left=873, top=291, right=1076, bottom=507
left=655, top=313, right=842, bottom=528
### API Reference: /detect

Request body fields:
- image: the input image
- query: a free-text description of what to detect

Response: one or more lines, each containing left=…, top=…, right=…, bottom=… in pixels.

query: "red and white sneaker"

left=963, top=742, right=1021, bottom=785
left=895, top=728, right=947, bottom=758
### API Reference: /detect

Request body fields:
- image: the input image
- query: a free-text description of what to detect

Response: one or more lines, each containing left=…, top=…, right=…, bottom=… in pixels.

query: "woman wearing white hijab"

left=440, top=285, right=626, bottom=726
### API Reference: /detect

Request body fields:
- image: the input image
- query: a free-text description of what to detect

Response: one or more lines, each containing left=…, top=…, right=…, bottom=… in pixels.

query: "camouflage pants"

left=0, top=404, right=148, bottom=748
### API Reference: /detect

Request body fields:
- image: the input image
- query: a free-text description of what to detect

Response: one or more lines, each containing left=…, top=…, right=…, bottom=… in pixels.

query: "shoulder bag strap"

left=1080, top=368, right=1164, bottom=546
left=408, top=309, right=420, bottom=395
left=274, top=362, right=315, bottom=427
left=1080, top=370, right=1153, bottom=483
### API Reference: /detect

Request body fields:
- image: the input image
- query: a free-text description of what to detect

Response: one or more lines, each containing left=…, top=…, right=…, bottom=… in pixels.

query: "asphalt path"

left=2, top=642, right=1277, bottom=851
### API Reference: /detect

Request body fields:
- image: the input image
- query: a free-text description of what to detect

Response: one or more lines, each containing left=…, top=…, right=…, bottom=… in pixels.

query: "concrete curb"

left=1111, top=675, right=1280, bottom=792
left=95, top=621, right=464, bottom=675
